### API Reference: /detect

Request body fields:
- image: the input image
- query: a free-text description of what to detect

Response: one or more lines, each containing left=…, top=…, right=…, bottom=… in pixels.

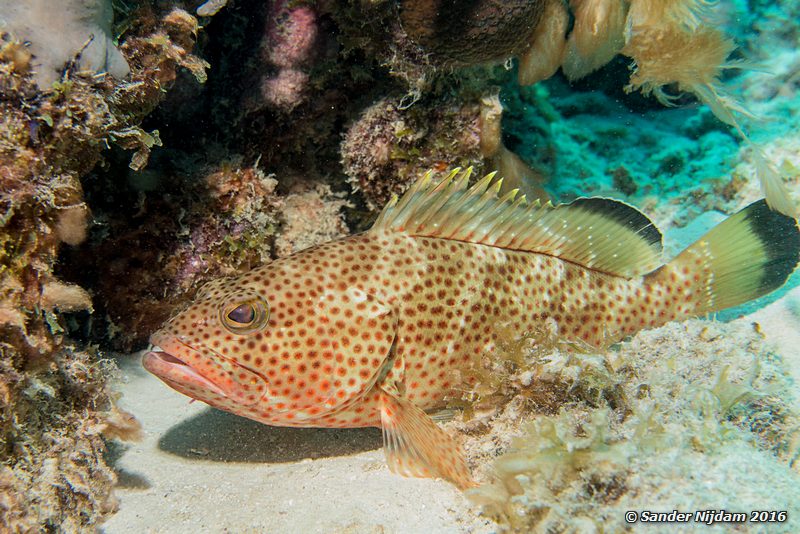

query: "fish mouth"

left=142, top=345, right=227, bottom=398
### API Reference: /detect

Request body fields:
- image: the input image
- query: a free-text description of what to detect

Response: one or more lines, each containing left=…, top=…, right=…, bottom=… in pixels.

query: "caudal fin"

left=662, top=200, right=800, bottom=314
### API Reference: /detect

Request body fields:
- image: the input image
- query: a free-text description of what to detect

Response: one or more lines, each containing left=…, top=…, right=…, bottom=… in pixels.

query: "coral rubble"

left=460, top=320, right=800, bottom=532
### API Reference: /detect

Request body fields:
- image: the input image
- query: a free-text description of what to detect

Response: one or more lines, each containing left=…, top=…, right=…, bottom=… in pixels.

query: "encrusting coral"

left=0, top=4, right=211, bottom=530
left=341, top=91, right=547, bottom=211
left=341, top=94, right=489, bottom=210
left=399, top=0, right=546, bottom=66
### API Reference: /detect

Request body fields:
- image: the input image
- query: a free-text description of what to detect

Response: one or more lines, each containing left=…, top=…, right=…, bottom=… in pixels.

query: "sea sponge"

left=478, top=93, right=549, bottom=201
left=257, top=0, right=321, bottom=112
left=40, top=280, right=93, bottom=313
left=0, top=0, right=130, bottom=88
left=55, top=204, right=90, bottom=245
left=260, top=68, right=310, bottom=111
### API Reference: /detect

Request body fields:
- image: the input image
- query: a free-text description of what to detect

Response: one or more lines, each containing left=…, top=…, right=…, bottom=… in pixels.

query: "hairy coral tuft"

left=623, top=25, right=735, bottom=105
left=622, top=20, right=797, bottom=217
left=627, top=0, right=718, bottom=31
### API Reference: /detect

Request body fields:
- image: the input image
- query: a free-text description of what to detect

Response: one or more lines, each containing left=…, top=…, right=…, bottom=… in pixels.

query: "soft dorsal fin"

left=371, top=168, right=664, bottom=277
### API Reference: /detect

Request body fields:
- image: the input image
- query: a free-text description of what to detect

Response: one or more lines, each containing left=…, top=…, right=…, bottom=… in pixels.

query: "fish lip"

left=142, top=345, right=227, bottom=398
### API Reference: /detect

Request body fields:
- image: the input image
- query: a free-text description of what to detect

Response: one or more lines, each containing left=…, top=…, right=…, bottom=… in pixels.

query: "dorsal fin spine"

left=467, top=177, right=507, bottom=241
left=481, top=189, right=522, bottom=244
left=441, top=174, right=484, bottom=233
left=417, top=174, right=459, bottom=232
left=434, top=170, right=473, bottom=233
left=518, top=205, right=553, bottom=250
left=439, top=188, right=478, bottom=239
left=418, top=168, right=468, bottom=233
left=502, top=197, right=532, bottom=249
left=475, top=180, right=508, bottom=240
left=381, top=176, right=421, bottom=231
left=514, top=200, right=544, bottom=248
left=373, top=195, right=399, bottom=228
left=491, top=192, right=527, bottom=245
left=389, top=171, right=433, bottom=230
left=371, top=168, right=664, bottom=277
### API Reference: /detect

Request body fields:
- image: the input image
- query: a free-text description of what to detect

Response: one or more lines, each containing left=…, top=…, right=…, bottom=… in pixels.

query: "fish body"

left=144, top=169, right=800, bottom=488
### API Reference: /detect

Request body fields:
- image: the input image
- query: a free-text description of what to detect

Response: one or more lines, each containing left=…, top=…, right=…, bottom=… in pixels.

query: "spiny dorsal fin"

left=371, top=168, right=664, bottom=278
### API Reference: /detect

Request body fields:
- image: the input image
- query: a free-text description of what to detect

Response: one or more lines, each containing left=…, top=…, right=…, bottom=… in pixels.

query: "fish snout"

left=142, top=333, right=267, bottom=407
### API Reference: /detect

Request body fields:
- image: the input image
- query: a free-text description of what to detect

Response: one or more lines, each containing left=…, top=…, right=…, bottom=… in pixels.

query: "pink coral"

left=260, top=68, right=310, bottom=110
left=263, top=1, right=318, bottom=68
left=259, top=0, right=320, bottom=111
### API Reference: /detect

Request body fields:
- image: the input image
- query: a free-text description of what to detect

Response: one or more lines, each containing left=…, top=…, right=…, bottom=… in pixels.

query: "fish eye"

left=220, top=297, right=269, bottom=334
left=228, top=303, right=255, bottom=324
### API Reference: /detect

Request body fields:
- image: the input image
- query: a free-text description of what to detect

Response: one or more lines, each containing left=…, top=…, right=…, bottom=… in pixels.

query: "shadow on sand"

left=106, top=441, right=152, bottom=490
left=158, top=408, right=382, bottom=463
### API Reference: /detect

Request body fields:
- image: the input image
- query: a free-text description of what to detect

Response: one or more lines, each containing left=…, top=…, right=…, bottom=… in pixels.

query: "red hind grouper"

left=143, top=168, right=800, bottom=488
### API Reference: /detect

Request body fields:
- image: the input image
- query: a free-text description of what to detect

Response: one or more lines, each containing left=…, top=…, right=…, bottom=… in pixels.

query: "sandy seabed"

left=102, top=358, right=493, bottom=534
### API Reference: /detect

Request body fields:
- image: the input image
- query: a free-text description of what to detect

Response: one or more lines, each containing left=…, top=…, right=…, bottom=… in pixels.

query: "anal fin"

left=378, top=385, right=474, bottom=489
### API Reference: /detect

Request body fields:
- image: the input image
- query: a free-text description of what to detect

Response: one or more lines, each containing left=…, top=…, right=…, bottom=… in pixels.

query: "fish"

left=143, top=168, right=800, bottom=488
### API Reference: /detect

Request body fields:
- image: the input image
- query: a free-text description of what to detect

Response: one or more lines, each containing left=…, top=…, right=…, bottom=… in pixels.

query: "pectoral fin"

left=378, top=385, right=474, bottom=489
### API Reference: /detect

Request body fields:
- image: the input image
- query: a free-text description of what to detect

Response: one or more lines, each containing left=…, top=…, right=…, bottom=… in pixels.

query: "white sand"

left=102, top=356, right=491, bottom=534
left=748, top=284, right=800, bottom=401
